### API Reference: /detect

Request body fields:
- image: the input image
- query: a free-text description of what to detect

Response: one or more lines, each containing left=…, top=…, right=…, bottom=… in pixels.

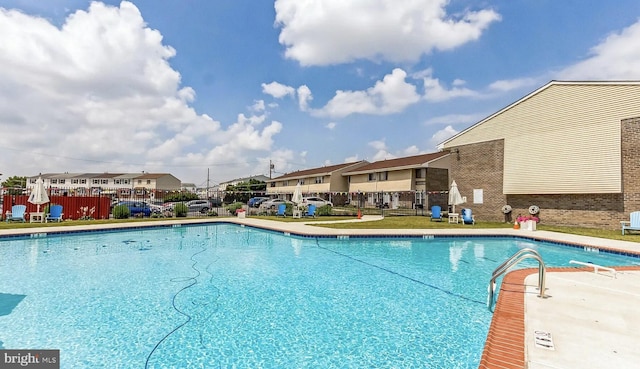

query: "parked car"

left=142, top=200, right=163, bottom=213
left=208, top=197, right=223, bottom=207
left=249, top=196, right=270, bottom=208
left=115, top=201, right=152, bottom=217
left=162, top=202, right=176, bottom=211
left=302, top=197, right=333, bottom=208
left=260, top=198, right=292, bottom=210
left=185, top=199, right=213, bottom=213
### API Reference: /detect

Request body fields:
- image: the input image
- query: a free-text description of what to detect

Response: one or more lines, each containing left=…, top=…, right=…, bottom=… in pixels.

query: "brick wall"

left=447, top=117, right=640, bottom=229
left=449, top=139, right=506, bottom=222
left=622, top=117, right=640, bottom=214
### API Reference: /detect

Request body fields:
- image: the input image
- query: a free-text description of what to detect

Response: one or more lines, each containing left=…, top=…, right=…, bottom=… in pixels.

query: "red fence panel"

left=2, top=195, right=111, bottom=220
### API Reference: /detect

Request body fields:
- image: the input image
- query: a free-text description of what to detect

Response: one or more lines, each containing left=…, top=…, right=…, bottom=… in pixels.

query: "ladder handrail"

left=492, top=248, right=539, bottom=277
left=487, top=248, right=546, bottom=311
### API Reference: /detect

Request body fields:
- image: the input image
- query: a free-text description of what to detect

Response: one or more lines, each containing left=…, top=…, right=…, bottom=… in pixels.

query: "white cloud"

left=0, top=1, right=281, bottom=183
left=315, top=68, right=420, bottom=118
left=402, top=145, right=421, bottom=156
left=344, top=154, right=360, bottom=163
left=430, top=125, right=459, bottom=149
left=325, top=122, right=337, bottom=130
left=559, top=20, right=640, bottom=80
left=414, top=68, right=477, bottom=102
left=297, top=85, right=313, bottom=111
left=250, top=99, right=266, bottom=112
left=274, top=0, right=500, bottom=66
left=423, top=113, right=484, bottom=126
left=488, top=78, right=539, bottom=92
left=261, top=81, right=296, bottom=98
left=368, top=140, right=396, bottom=161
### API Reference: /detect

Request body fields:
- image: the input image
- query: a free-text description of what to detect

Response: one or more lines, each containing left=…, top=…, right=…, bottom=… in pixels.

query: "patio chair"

left=6, top=205, right=26, bottom=222
left=276, top=203, right=286, bottom=217
left=462, top=208, right=475, bottom=225
left=45, top=205, right=64, bottom=223
left=430, top=206, right=443, bottom=221
left=621, top=211, right=640, bottom=235
left=305, top=204, right=317, bottom=218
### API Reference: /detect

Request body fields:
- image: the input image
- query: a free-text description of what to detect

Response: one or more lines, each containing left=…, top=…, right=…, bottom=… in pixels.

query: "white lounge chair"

left=621, top=211, right=640, bottom=235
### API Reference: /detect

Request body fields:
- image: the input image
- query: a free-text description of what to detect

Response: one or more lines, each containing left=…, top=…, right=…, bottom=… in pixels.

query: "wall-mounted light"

left=451, top=148, right=460, bottom=160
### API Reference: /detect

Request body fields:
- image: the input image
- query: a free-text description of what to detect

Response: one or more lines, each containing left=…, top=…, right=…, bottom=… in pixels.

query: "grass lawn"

left=1, top=215, right=639, bottom=243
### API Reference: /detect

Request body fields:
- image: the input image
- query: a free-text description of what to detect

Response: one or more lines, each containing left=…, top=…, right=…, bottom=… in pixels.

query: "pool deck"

left=2, top=216, right=640, bottom=369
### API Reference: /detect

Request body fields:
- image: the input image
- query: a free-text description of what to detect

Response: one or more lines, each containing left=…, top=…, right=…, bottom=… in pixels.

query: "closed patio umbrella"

left=292, top=182, right=303, bottom=207
left=28, top=177, right=50, bottom=213
left=448, top=180, right=464, bottom=214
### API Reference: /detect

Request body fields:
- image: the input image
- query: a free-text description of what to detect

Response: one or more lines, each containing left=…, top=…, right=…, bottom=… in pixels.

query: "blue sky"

left=2, top=1, right=640, bottom=187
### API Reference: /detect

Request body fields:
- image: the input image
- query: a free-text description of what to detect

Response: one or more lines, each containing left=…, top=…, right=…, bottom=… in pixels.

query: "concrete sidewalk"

left=525, top=270, right=640, bottom=369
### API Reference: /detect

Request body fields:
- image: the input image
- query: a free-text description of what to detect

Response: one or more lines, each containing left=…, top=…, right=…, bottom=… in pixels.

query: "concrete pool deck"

left=2, top=216, right=640, bottom=369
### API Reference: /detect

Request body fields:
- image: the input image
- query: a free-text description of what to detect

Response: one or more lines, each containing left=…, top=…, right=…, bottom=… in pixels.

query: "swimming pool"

left=0, top=224, right=637, bottom=368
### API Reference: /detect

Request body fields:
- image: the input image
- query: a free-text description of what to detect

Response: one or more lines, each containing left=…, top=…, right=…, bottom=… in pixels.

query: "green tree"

left=1, top=176, right=27, bottom=195
left=225, top=179, right=266, bottom=204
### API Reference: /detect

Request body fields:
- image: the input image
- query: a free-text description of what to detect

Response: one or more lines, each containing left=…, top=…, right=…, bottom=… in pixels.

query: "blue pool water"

left=0, top=224, right=638, bottom=368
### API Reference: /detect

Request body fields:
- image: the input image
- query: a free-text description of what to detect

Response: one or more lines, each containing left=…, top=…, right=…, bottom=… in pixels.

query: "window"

left=379, top=171, right=388, bottom=181
left=415, top=168, right=424, bottom=178
left=92, top=179, right=100, bottom=184
left=368, top=173, right=376, bottom=181
left=315, top=176, right=324, bottom=184
left=80, top=179, right=87, bottom=184
left=114, top=179, right=121, bottom=185
left=101, top=179, right=108, bottom=185
left=59, top=179, right=65, bottom=184
left=299, top=179, right=305, bottom=185
left=51, top=179, right=58, bottom=184
left=72, top=179, right=79, bottom=184
left=138, top=180, right=142, bottom=184
left=146, top=180, right=151, bottom=185
left=283, top=180, right=289, bottom=186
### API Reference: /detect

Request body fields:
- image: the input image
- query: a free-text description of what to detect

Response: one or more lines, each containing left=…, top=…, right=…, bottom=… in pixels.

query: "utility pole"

left=269, top=160, right=274, bottom=179
left=207, top=168, right=210, bottom=198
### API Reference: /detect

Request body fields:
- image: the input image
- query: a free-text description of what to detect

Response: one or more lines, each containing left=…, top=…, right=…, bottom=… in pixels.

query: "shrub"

left=285, top=203, right=294, bottom=216
left=174, top=203, right=188, bottom=217
left=206, top=210, right=218, bottom=217
left=163, top=193, right=199, bottom=203
left=43, top=203, right=58, bottom=215
left=226, top=202, right=244, bottom=216
left=112, top=205, right=130, bottom=219
left=316, top=205, right=333, bottom=216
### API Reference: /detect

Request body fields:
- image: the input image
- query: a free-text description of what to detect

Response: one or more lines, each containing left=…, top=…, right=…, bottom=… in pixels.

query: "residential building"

left=438, top=80, right=640, bottom=228
left=267, top=161, right=369, bottom=205
left=342, top=152, right=450, bottom=209
left=27, top=172, right=181, bottom=199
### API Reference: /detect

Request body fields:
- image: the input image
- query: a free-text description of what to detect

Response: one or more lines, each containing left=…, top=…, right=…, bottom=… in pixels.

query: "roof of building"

left=342, top=152, right=449, bottom=175
left=269, top=161, right=368, bottom=181
left=28, top=172, right=177, bottom=180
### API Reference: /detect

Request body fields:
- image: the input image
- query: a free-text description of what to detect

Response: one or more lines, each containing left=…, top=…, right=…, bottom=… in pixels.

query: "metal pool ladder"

left=487, top=248, right=546, bottom=312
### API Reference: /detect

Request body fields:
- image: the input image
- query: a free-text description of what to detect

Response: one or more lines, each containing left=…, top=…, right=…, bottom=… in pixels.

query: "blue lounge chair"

left=430, top=206, right=443, bottom=221
left=276, top=203, right=286, bottom=217
left=6, top=205, right=26, bottom=222
left=305, top=204, right=316, bottom=218
left=621, top=211, right=640, bottom=235
left=462, top=208, right=475, bottom=225
left=46, top=205, right=64, bottom=223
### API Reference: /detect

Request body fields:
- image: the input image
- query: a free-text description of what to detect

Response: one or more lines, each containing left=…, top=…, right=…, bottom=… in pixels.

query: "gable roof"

left=269, top=161, right=368, bottom=181
left=437, top=80, right=640, bottom=149
left=342, top=152, right=449, bottom=175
